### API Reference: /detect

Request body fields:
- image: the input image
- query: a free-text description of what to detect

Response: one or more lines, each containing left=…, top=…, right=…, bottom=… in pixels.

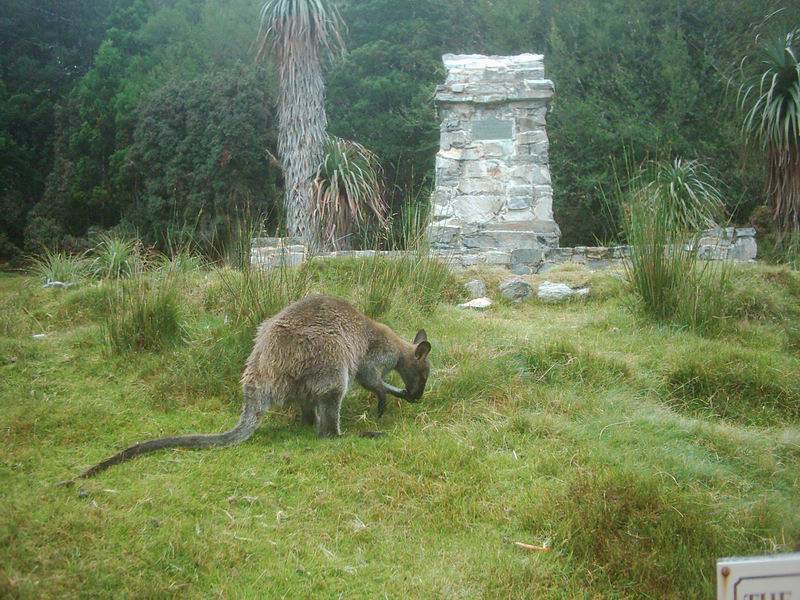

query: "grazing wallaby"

left=61, top=295, right=431, bottom=483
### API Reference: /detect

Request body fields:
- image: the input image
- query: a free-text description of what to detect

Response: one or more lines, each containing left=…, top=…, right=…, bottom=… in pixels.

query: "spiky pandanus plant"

left=739, top=28, right=800, bottom=233
left=255, top=0, right=345, bottom=247
left=312, top=137, right=389, bottom=250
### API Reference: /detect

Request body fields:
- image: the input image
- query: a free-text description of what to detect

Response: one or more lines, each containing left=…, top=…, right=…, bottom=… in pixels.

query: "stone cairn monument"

left=428, top=54, right=560, bottom=272
left=251, top=53, right=757, bottom=271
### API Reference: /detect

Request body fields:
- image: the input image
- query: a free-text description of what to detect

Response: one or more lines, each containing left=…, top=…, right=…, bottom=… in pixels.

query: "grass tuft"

left=28, top=249, right=89, bottom=284
left=524, top=467, right=780, bottom=597
left=617, top=157, right=732, bottom=333
left=89, top=233, right=141, bottom=279
left=104, top=270, right=185, bottom=353
left=664, top=346, right=800, bottom=425
left=516, top=340, right=631, bottom=387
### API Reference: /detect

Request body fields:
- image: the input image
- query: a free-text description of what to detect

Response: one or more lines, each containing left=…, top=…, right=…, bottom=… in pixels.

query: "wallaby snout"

left=397, top=329, right=431, bottom=403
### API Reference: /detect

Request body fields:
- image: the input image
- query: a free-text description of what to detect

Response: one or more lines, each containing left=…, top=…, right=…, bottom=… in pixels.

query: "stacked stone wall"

left=251, top=228, right=757, bottom=272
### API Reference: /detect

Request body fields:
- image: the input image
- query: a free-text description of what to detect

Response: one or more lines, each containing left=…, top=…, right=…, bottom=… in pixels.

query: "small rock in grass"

left=499, top=277, right=533, bottom=302
left=537, top=281, right=590, bottom=302
left=43, top=280, right=73, bottom=289
left=463, top=279, right=487, bottom=299
left=458, top=297, right=492, bottom=310
left=32, top=333, right=48, bottom=340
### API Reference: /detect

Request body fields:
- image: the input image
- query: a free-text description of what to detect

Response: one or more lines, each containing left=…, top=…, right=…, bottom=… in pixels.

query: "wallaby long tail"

left=59, top=391, right=263, bottom=485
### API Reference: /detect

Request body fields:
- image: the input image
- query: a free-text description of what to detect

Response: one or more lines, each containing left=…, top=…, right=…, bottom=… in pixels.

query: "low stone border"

left=251, top=227, right=757, bottom=272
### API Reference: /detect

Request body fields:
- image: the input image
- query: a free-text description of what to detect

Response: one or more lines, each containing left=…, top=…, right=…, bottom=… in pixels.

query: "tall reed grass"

left=29, top=249, right=89, bottom=284
left=618, top=158, right=731, bottom=332
left=89, top=233, right=141, bottom=279
left=354, top=197, right=456, bottom=318
left=104, top=265, right=185, bottom=353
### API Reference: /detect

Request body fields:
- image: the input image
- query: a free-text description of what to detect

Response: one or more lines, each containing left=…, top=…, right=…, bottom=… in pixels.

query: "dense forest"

left=1, top=0, right=798, bottom=257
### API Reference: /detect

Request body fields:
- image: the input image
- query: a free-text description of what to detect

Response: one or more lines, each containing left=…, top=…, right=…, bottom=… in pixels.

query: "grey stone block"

left=507, top=196, right=531, bottom=210
left=511, top=264, right=532, bottom=275
left=485, top=250, right=511, bottom=265
left=500, top=276, right=533, bottom=302
left=464, top=279, right=487, bottom=299
left=510, top=247, right=544, bottom=266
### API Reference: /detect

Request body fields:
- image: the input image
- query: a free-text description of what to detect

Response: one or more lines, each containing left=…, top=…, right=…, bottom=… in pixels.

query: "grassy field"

left=1, top=259, right=799, bottom=598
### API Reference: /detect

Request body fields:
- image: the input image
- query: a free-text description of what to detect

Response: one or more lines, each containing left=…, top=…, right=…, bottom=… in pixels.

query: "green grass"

left=28, top=249, right=89, bottom=284
left=1, top=262, right=799, bottom=598
left=89, top=233, right=140, bottom=280
left=616, top=157, right=732, bottom=333
left=104, top=270, right=186, bottom=353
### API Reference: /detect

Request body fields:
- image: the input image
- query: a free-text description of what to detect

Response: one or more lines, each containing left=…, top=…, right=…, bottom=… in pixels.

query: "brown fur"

left=243, top=295, right=430, bottom=436
left=60, top=295, right=431, bottom=483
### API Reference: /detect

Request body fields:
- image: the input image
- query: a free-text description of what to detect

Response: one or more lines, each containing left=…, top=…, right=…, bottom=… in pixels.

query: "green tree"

left=326, top=0, right=483, bottom=208
left=0, top=0, right=115, bottom=256
left=255, top=0, right=345, bottom=247
left=124, top=68, right=280, bottom=246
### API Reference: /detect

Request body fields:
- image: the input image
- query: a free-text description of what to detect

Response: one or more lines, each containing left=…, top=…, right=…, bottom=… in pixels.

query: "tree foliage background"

left=1, top=0, right=798, bottom=256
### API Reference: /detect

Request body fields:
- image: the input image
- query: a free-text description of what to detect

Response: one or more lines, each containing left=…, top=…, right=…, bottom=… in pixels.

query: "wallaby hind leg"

left=316, top=390, right=344, bottom=438
left=300, top=402, right=316, bottom=427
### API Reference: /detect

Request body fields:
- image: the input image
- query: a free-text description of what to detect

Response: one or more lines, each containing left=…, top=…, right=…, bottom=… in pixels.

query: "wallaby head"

left=396, top=329, right=432, bottom=402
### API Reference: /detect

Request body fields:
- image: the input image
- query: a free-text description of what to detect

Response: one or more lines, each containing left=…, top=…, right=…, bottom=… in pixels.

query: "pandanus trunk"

left=768, top=142, right=800, bottom=233
left=275, top=44, right=327, bottom=247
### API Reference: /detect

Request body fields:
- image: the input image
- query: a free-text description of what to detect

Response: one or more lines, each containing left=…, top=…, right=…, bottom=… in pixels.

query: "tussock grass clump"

left=516, top=340, right=631, bottom=387
left=29, top=249, right=89, bottom=284
left=304, top=251, right=458, bottom=319
left=214, top=261, right=313, bottom=330
left=618, top=158, right=730, bottom=333
left=158, top=247, right=206, bottom=274
left=721, top=264, right=800, bottom=322
left=104, top=271, right=185, bottom=353
left=147, top=323, right=252, bottom=409
left=357, top=251, right=459, bottom=318
left=524, top=467, right=781, bottom=597
left=89, top=233, right=141, bottom=279
left=664, top=346, right=800, bottom=425
left=53, top=284, right=116, bottom=325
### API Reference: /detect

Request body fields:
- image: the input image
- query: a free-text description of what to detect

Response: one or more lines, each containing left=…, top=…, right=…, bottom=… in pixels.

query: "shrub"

left=312, top=136, right=389, bottom=251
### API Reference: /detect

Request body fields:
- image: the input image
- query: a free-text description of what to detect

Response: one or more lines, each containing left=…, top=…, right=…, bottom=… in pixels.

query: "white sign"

left=717, top=553, right=800, bottom=600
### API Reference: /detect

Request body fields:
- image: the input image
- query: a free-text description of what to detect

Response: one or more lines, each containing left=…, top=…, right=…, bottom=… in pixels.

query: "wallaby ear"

left=413, top=329, right=428, bottom=345
left=415, top=340, right=431, bottom=360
